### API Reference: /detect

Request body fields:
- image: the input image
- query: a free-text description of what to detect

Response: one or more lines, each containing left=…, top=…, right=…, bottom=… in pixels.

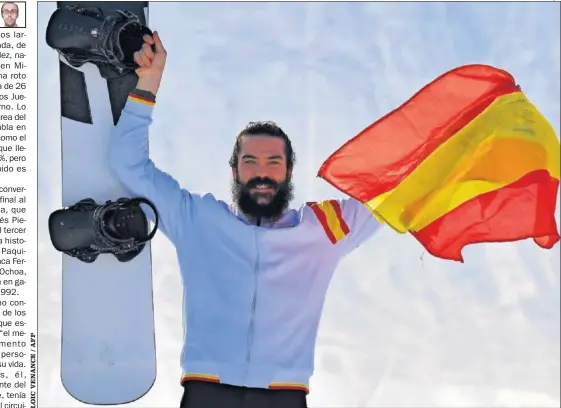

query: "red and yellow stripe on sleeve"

left=318, top=64, right=560, bottom=261
left=128, top=91, right=155, bottom=106
left=306, top=200, right=350, bottom=244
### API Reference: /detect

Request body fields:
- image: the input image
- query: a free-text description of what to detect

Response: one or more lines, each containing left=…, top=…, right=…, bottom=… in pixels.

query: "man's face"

left=2, top=3, right=17, bottom=27
left=231, top=135, right=294, bottom=220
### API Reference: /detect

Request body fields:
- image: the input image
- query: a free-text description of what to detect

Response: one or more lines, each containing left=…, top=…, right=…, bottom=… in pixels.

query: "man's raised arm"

left=108, top=31, right=193, bottom=244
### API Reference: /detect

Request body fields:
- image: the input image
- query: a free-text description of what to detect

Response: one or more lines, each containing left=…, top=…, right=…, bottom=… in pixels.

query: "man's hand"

left=134, top=31, right=167, bottom=95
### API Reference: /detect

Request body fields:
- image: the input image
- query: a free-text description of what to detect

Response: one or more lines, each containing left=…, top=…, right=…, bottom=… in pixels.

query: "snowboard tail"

left=48, top=1, right=157, bottom=405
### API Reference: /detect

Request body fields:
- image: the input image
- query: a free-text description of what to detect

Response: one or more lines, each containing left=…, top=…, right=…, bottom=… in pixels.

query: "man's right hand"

left=134, top=31, right=167, bottom=95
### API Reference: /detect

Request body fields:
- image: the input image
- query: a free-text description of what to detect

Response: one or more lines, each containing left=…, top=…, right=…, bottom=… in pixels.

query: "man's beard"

left=231, top=175, right=294, bottom=222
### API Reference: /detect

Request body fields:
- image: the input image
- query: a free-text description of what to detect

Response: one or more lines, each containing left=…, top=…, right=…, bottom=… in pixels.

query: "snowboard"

left=51, top=2, right=156, bottom=405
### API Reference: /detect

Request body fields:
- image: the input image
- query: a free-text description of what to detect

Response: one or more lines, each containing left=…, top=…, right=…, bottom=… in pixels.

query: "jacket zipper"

left=246, top=224, right=260, bottom=368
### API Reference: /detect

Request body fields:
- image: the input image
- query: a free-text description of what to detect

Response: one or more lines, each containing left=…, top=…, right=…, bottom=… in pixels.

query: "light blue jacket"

left=109, top=96, right=382, bottom=393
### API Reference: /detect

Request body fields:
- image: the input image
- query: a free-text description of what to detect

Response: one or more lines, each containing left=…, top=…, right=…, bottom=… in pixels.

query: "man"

left=1, top=2, right=18, bottom=27
left=109, top=32, right=382, bottom=408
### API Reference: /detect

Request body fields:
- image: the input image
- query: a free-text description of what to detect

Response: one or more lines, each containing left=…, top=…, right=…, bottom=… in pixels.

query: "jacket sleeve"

left=306, top=197, right=382, bottom=255
left=108, top=93, right=196, bottom=245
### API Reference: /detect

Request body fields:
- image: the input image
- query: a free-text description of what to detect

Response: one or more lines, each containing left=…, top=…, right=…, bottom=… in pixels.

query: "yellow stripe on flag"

left=367, top=91, right=560, bottom=233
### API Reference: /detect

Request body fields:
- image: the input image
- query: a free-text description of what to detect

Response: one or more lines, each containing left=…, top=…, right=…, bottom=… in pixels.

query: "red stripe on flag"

left=413, top=170, right=560, bottom=262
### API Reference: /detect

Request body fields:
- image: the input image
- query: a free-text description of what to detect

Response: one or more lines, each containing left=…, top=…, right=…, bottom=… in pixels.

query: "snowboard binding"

left=48, top=197, right=159, bottom=264
left=45, top=5, right=153, bottom=79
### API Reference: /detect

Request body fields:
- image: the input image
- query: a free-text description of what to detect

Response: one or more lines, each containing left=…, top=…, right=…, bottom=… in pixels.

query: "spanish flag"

left=318, top=64, right=560, bottom=262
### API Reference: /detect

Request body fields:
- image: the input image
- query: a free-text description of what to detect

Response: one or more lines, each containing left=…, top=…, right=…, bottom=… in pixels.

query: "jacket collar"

left=228, top=204, right=299, bottom=228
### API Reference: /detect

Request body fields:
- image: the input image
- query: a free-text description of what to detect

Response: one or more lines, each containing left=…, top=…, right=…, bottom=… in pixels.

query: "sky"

left=38, top=2, right=560, bottom=407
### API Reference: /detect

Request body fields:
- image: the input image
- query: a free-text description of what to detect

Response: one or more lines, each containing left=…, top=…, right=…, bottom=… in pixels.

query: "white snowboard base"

left=57, top=4, right=156, bottom=403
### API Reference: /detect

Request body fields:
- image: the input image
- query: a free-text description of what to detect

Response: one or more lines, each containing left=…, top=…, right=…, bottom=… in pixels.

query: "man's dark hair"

left=229, top=121, right=296, bottom=171
left=1, top=2, right=18, bottom=13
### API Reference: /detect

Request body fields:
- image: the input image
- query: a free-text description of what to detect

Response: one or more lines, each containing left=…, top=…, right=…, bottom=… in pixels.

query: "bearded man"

left=109, top=31, right=382, bottom=408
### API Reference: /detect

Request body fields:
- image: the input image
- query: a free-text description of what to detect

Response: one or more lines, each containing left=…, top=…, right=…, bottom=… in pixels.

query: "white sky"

left=38, top=2, right=560, bottom=407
